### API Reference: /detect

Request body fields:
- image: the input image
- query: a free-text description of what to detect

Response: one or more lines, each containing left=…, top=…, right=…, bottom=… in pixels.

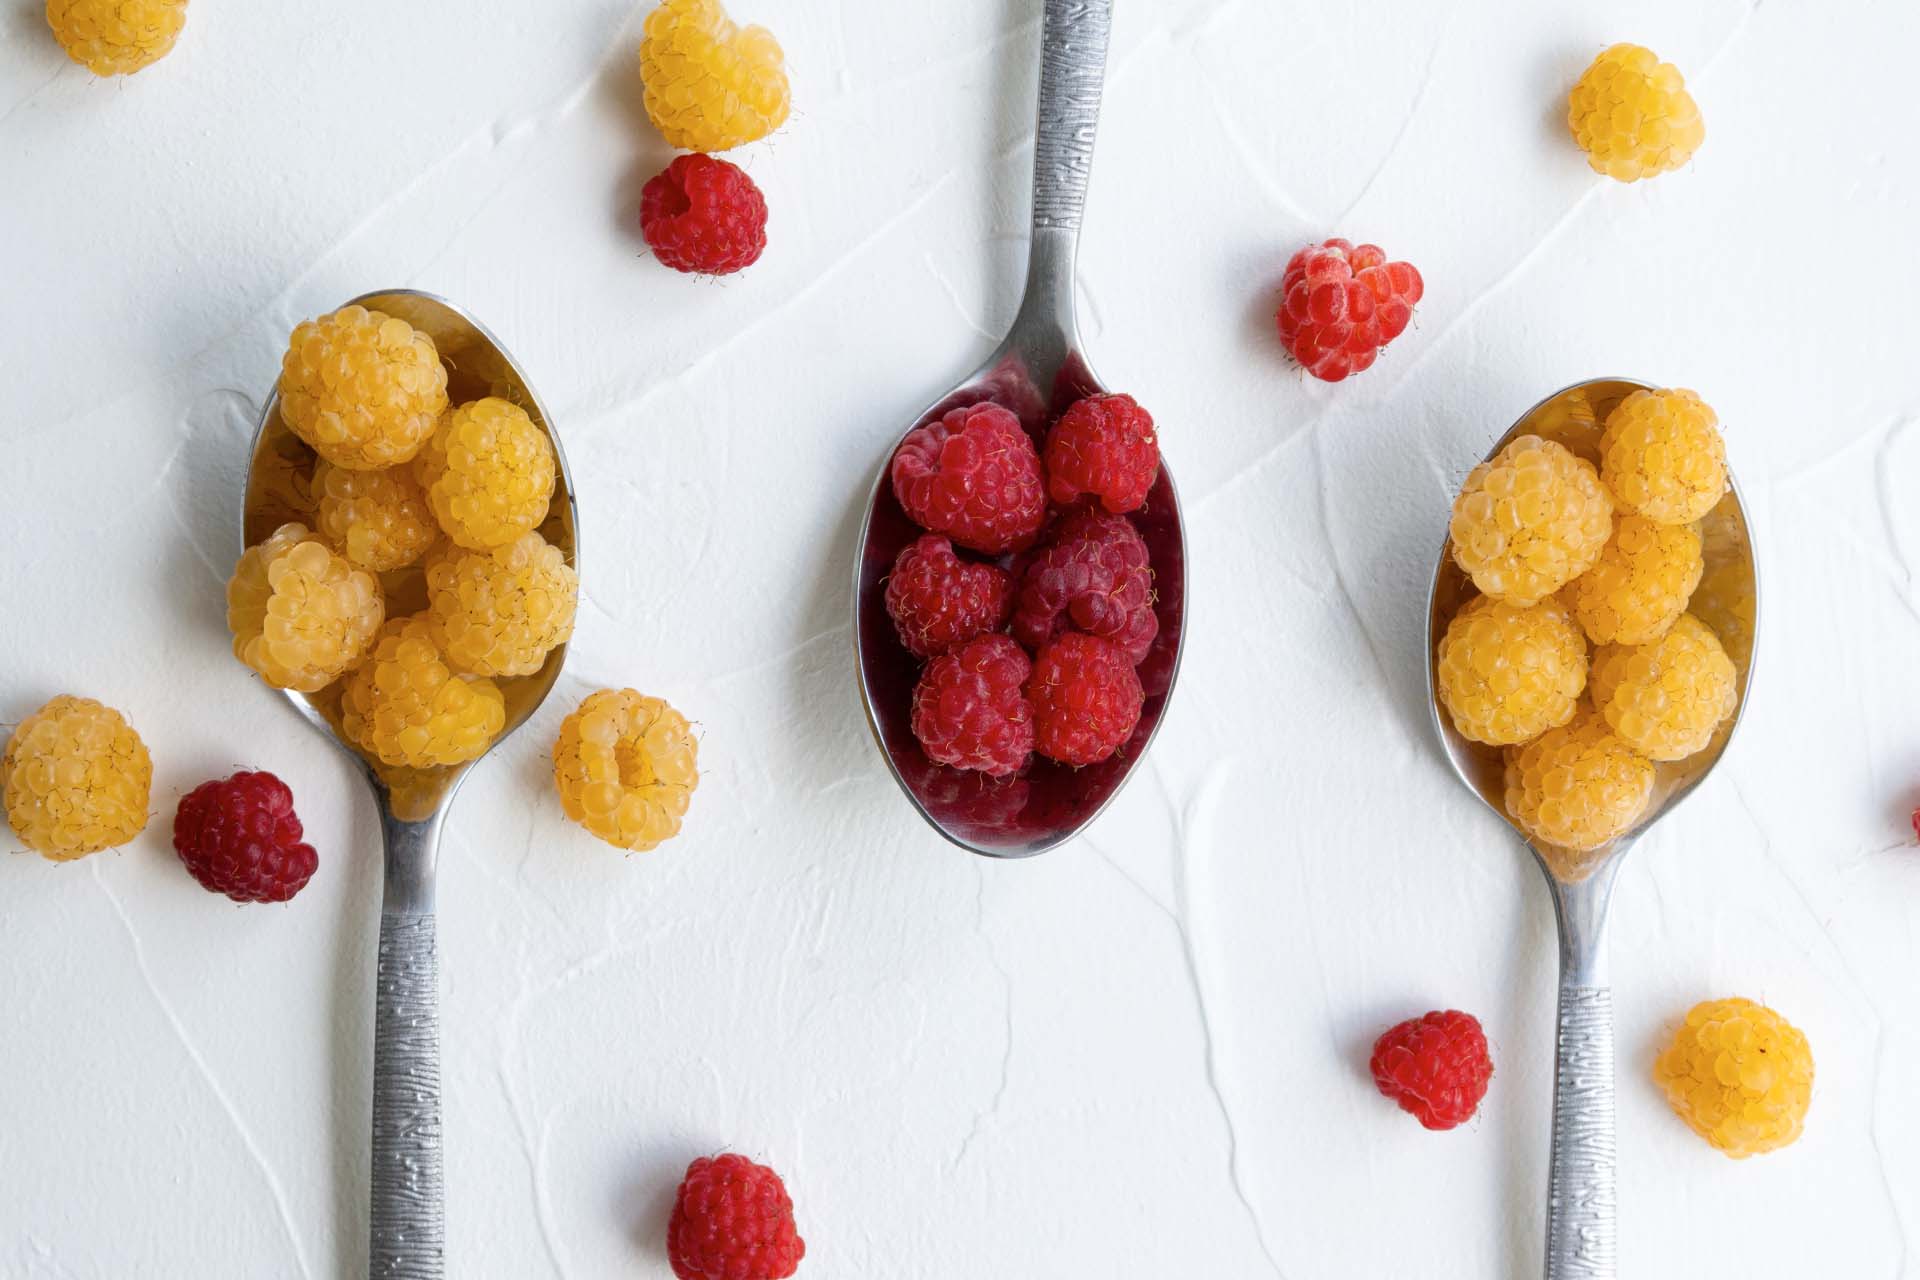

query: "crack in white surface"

left=1332, top=10, right=1454, bottom=226
left=949, top=864, right=1014, bottom=1172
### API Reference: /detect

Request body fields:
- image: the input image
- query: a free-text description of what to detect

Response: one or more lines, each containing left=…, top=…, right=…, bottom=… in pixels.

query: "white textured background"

left=4, top=0, right=1919, bottom=1276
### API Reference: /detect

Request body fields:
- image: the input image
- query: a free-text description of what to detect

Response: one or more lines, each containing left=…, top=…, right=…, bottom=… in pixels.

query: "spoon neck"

left=380, top=807, right=445, bottom=916
left=1013, top=228, right=1081, bottom=339
left=1547, top=854, right=1624, bottom=987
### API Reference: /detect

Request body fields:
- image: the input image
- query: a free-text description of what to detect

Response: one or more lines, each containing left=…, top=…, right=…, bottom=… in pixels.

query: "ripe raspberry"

left=425, top=532, right=578, bottom=677
left=639, top=0, right=791, bottom=153
left=1568, top=44, right=1705, bottom=183
left=1435, top=594, right=1587, bottom=747
left=278, top=307, right=449, bottom=471
left=891, top=402, right=1047, bottom=554
left=667, top=1153, right=805, bottom=1280
left=171, top=771, right=318, bottom=904
left=553, top=688, right=699, bottom=851
left=1027, top=632, right=1143, bottom=767
left=340, top=615, right=505, bottom=769
left=1598, top=388, right=1728, bottom=526
left=227, top=523, right=384, bottom=692
left=640, top=153, right=770, bottom=276
left=45, top=0, right=186, bottom=75
left=312, top=459, right=438, bottom=572
left=1503, top=705, right=1654, bottom=853
left=1370, top=1010, right=1494, bottom=1131
left=413, top=397, right=556, bottom=551
left=1275, top=238, right=1424, bottom=382
left=1589, top=613, right=1737, bottom=761
left=1654, top=998, right=1813, bottom=1158
left=1044, top=394, right=1160, bottom=514
left=884, top=535, right=1012, bottom=659
left=2, top=696, right=150, bottom=861
left=1011, top=507, right=1157, bottom=664
left=910, top=635, right=1034, bottom=777
left=1450, top=435, right=1614, bottom=606
left=1562, top=515, right=1703, bottom=646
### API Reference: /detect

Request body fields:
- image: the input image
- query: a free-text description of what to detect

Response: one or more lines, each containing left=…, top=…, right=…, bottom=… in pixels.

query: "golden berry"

left=1437, top=595, right=1587, bottom=746
left=45, top=0, right=186, bottom=75
left=413, top=398, right=556, bottom=551
left=1567, top=43, right=1705, bottom=182
left=424, top=532, right=577, bottom=678
left=278, top=307, right=449, bottom=471
left=2, top=696, right=151, bottom=860
left=1589, top=614, right=1737, bottom=761
left=1599, top=388, right=1728, bottom=525
left=312, top=459, right=438, bottom=572
left=1654, top=997, right=1813, bottom=1158
left=228, top=523, right=384, bottom=692
left=553, top=689, right=699, bottom=851
left=639, top=0, right=791, bottom=152
left=1503, top=705, right=1654, bottom=852
left=340, top=615, right=505, bottom=769
left=1450, top=435, right=1614, bottom=606
left=1562, top=516, right=1702, bottom=646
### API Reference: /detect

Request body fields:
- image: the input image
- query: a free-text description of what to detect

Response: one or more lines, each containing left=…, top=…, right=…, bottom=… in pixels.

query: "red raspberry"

left=667, top=1153, right=806, bottom=1280
left=1370, top=1009, right=1493, bottom=1131
left=890, top=402, right=1047, bottom=554
left=884, top=534, right=1013, bottom=659
left=910, top=634, right=1034, bottom=777
left=1275, top=238, right=1424, bottom=382
left=1026, top=632, right=1143, bottom=766
left=171, top=771, right=318, bottom=904
left=1044, top=393, right=1160, bottom=514
left=640, top=153, right=769, bottom=276
left=1012, top=507, right=1157, bottom=663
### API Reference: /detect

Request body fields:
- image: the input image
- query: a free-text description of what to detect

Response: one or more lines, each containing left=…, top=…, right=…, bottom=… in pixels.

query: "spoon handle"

left=1031, top=0, right=1114, bottom=234
left=1543, top=867, right=1619, bottom=1279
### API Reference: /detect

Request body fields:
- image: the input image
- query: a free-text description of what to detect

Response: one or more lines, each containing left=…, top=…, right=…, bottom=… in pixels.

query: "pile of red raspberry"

left=884, top=393, right=1162, bottom=777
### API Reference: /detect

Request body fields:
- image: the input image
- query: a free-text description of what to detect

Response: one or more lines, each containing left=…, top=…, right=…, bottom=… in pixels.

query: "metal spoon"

left=1424, top=377, right=1759, bottom=1279
left=852, top=0, right=1187, bottom=858
left=242, top=289, right=578, bottom=1279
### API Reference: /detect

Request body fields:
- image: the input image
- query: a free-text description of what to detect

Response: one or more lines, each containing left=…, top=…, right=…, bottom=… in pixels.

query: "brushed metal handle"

left=1030, top=0, right=1113, bottom=232
left=370, top=910, right=444, bottom=1278
left=1545, top=982, right=1617, bottom=1277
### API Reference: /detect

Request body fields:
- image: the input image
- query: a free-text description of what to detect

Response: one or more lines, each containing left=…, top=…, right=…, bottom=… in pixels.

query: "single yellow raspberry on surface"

left=1599, top=388, right=1728, bottom=525
left=1655, top=997, right=1813, bottom=1158
left=1568, top=43, right=1704, bottom=182
left=1450, top=435, right=1614, bottom=607
left=1436, top=595, right=1587, bottom=746
left=639, top=0, right=790, bottom=152
left=279, top=307, right=449, bottom=471
left=424, top=532, right=578, bottom=678
left=45, top=0, right=187, bottom=75
left=413, top=398, right=556, bottom=551
left=2, top=696, right=150, bottom=860
left=1562, top=516, right=1703, bottom=646
left=1503, top=705, right=1654, bottom=852
left=340, top=615, right=505, bottom=769
left=228, top=523, right=384, bottom=692
left=312, top=460, right=438, bottom=573
left=1590, top=613, right=1737, bottom=761
left=553, top=689, right=699, bottom=851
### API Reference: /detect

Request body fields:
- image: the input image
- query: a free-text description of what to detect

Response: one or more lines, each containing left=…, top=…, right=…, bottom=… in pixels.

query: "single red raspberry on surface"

left=640, top=153, right=769, bottom=276
left=1044, top=393, right=1160, bottom=514
left=910, top=634, right=1035, bottom=777
left=171, top=771, right=318, bottom=904
left=1370, top=1009, right=1493, bottom=1131
left=1027, top=632, right=1143, bottom=766
left=1012, top=507, right=1157, bottom=663
left=667, top=1153, right=805, bottom=1280
left=891, top=402, right=1047, bottom=554
left=884, top=535, right=1014, bottom=659
left=1276, top=238, right=1423, bottom=382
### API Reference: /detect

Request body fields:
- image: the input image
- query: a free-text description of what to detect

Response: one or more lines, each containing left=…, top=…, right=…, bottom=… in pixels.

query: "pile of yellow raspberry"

left=1654, top=998, right=1813, bottom=1158
left=552, top=689, right=699, bottom=851
left=45, top=0, right=187, bottom=76
left=1568, top=43, right=1705, bottom=182
left=639, top=0, right=790, bottom=152
left=2, top=696, right=151, bottom=860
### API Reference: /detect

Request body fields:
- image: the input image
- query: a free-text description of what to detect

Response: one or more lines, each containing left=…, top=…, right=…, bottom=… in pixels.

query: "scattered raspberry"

left=891, top=402, right=1047, bottom=554
left=2, top=696, right=150, bottom=861
left=1598, top=388, right=1728, bottom=526
left=227, top=523, right=384, bottom=692
left=171, top=771, right=318, bottom=904
left=1275, top=238, right=1424, bottom=382
left=341, top=615, right=505, bottom=769
left=884, top=535, right=1012, bottom=659
left=639, top=0, right=791, bottom=153
left=425, top=532, right=578, bottom=678
left=1027, top=632, right=1143, bottom=767
left=1012, top=507, right=1157, bottom=664
left=1450, top=435, right=1614, bottom=606
left=640, top=153, right=770, bottom=276
left=312, top=459, right=438, bottom=572
left=45, top=0, right=186, bottom=75
left=1044, top=394, right=1160, bottom=514
left=1568, top=44, right=1705, bottom=183
left=1503, top=705, right=1654, bottom=853
left=667, top=1153, right=805, bottom=1280
left=1589, top=613, right=1737, bottom=761
left=1561, top=515, right=1702, bottom=646
left=910, top=635, right=1034, bottom=777
left=278, top=307, right=449, bottom=471
left=1654, top=997, right=1813, bottom=1158
left=1435, top=594, right=1587, bottom=746
left=553, top=688, right=699, bottom=851
left=1370, top=1010, right=1494, bottom=1131
left=413, top=397, right=557, bottom=551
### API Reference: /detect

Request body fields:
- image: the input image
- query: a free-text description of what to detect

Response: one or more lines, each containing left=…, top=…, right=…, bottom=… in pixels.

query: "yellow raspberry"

left=1450, top=435, right=1614, bottom=606
left=1436, top=595, right=1587, bottom=746
left=45, top=0, right=186, bottom=75
left=1503, top=705, right=1654, bottom=853
left=1598, top=388, right=1728, bottom=525
left=1562, top=516, right=1703, bottom=646
left=639, top=0, right=790, bottom=152
left=424, top=532, right=578, bottom=678
left=1589, top=614, right=1737, bottom=761
left=553, top=689, right=699, bottom=851
left=1690, top=555, right=1755, bottom=677
left=2, top=696, right=151, bottom=860
left=340, top=615, right=505, bottom=769
left=1567, top=43, right=1705, bottom=182
left=1654, top=997, right=1813, bottom=1158
left=312, top=460, right=438, bottom=573
left=227, top=523, right=384, bottom=692
left=278, top=307, right=449, bottom=471
left=413, top=398, right=556, bottom=551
